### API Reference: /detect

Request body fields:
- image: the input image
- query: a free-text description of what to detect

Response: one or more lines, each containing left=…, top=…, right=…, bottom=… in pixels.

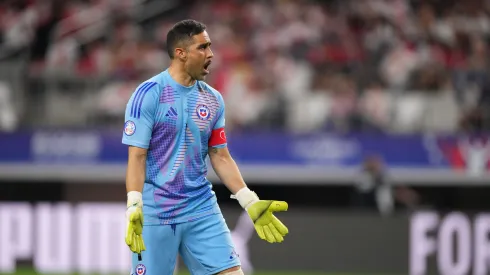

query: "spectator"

left=0, top=81, right=17, bottom=131
left=352, top=155, right=394, bottom=216
left=352, top=155, right=420, bottom=216
left=2, top=0, right=490, bottom=132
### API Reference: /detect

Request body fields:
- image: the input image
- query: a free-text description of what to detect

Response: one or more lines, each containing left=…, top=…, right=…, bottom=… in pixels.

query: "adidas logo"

left=165, top=107, right=178, bottom=117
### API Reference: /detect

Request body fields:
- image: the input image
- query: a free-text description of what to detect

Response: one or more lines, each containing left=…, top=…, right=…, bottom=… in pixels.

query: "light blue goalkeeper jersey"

left=122, top=70, right=227, bottom=225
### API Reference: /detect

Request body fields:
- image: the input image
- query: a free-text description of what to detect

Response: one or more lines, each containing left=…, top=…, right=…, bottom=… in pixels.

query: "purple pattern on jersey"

left=189, top=91, right=207, bottom=130
left=154, top=147, right=208, bottom=224
left=185, top=127, right=195, bottom=143
left=148, top=119, right=178, bottom=180
left=190, top=88, right=221, bottom=131
left=154, top=169, right=188, bottom=223
left=140, top=76, right=224, bottom=224
left=207, top=94, right=221, bottom=127
left=185, top=87, right=221, bottom=171
left=182, top=125, right=206, bottom=184
left=160, top=85, right=179, bottom=103
left=184, top=127, right=202, bottom=180
left=170, top=133, right=186, bottom=177
left=202, top=86, right=221, bottom=124
left=179, top=148, right=213, bottom=220
left=200, top=137, right=210, bottom=162
left=185, top=149, right=206, bottom=184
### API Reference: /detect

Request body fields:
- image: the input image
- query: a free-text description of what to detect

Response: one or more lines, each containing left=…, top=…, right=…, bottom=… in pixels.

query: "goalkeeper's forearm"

left=126, top=146, right=147, bottom=193
left=209, top=147, right=247, bottom=195
left=209, top=147, right=260, bottom=210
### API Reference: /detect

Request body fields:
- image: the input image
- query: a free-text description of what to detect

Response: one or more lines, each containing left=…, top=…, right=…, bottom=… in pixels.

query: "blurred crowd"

left=1, top=0, right=490, bottom=133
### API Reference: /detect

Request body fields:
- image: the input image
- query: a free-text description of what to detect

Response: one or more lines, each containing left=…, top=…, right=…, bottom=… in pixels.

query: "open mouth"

left=203, top=61, right=211, bottom=74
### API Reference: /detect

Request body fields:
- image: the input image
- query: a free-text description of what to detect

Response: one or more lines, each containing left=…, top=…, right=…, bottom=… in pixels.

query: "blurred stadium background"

left=1, top=0, right=490, bottom=274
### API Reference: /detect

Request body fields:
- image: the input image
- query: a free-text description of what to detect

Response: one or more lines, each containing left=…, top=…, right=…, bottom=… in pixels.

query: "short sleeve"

left=122, top=82, right=159, bottom=149
left=213, top=93, right=226, bottom=130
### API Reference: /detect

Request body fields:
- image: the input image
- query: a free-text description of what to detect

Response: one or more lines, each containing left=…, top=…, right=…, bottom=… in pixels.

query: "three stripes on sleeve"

left=130, top=82, right=157, bottom=119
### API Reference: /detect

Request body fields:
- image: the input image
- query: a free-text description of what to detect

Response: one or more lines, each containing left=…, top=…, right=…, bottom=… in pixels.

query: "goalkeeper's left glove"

left=232, top=187, right=289, bottom=243
left=125, top=191, right=146, bottom=254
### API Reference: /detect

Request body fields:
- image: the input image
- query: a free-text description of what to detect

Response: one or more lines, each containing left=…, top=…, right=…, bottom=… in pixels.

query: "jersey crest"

left=196, top=104, right=211, bottom=120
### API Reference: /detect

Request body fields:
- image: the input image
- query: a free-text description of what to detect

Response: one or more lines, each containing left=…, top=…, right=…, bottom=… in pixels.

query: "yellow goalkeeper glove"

left=125, top=191, right=146, bottom=255
left=232, top=188, right=289, bottom=243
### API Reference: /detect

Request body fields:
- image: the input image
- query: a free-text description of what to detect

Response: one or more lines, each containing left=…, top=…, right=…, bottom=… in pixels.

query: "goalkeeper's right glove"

left=125, top=191, right=146, bottom=254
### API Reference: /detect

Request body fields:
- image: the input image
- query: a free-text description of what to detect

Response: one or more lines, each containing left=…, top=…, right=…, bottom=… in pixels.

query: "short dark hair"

left=166, top=19, right=207, bottom=59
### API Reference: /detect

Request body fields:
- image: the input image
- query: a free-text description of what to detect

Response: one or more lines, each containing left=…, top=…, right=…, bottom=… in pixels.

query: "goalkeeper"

left=123, top=19, right=288, bottom=275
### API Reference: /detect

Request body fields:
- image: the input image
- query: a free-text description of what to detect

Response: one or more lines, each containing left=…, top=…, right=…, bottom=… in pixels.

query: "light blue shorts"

left=131, top=213, right=241, bottom=275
